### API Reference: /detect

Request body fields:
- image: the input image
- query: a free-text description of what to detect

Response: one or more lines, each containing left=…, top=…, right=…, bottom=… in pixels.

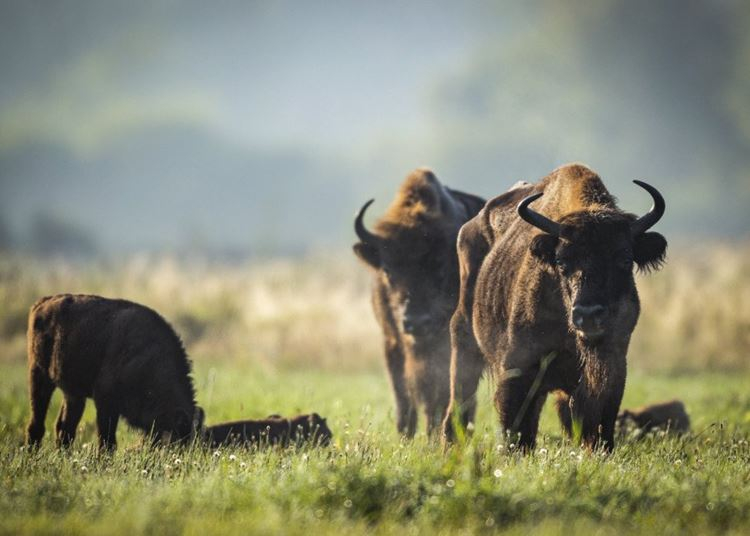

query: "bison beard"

left=444, top=164, right=667, bottom=452
left=353, top=168, right=485, bottom=436
left=25, top=294, right=203, bottom=450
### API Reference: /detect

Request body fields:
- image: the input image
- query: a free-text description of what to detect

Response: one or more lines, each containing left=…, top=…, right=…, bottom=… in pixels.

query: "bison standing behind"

left=444, top=164, right=667, bottom=451
left=25, top=294, right=203, bottom=450
left=353, top=168, right=485, bottom=436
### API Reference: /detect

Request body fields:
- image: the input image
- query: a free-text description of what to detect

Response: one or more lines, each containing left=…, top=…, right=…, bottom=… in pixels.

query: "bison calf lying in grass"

left=26, top=294, right=203, bottom=451
left=203, top=413, right=332, bottom=448
left=617, top=400, right=690, bottom=435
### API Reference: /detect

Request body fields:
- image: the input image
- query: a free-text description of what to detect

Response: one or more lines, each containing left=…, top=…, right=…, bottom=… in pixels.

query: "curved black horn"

left=517, top=193, right=561, bottom=236
left=354, top=199, right=378, bottom=244
left=630, top=180, right=665, bottom=236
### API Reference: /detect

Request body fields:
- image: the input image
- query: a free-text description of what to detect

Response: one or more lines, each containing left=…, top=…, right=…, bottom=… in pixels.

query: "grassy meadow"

left=1, top=245, right=749, bottom=534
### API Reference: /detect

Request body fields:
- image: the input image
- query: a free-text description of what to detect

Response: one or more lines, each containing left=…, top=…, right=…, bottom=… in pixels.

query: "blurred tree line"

left=431, top=0, right=750, bottom=236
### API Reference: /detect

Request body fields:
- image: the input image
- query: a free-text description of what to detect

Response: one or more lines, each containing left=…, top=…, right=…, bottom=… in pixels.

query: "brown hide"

left=618, top=400, right=690, bottom=435
left=204, top=413, right=332, bottom=447
left=26, top=294, right=202, bottom=450
left=353, top=168, right=485, bottom=436
left=444, top=164, right=667, bottom=451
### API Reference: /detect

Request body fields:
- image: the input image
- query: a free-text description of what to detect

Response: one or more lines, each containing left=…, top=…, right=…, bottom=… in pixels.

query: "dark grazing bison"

left=444, top=164, right=667, bottom=451
left=25, top=294, right=203, bottom=450
left=203, top=413, right=332, bottom=447
left=617, top=400, right=690, bottom=435
left=353, top=168, right=485, bottom=436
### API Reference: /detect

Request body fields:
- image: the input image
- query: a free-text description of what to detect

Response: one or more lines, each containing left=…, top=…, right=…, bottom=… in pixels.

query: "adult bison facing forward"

left=444, top=164, right=666, bottom=451
left=353, top=168, right=485, bottom=436
left=26, top=294, right=203, bottom=450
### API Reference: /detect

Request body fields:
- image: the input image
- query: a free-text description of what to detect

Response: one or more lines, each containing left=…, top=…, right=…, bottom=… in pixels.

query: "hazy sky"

left=1, top=1, right=748, bottom=254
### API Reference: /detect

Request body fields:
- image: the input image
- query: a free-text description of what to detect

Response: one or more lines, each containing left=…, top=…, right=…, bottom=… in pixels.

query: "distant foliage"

left=0, top=244, right=748, bottom=371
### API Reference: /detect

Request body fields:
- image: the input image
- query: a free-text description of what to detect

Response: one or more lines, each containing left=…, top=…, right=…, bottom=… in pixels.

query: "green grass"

left=1, top=361, right=749, bottom=535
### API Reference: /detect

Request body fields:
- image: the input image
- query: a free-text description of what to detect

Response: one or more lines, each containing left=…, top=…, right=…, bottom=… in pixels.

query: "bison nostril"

left=572, top=304, right=605, bottom=328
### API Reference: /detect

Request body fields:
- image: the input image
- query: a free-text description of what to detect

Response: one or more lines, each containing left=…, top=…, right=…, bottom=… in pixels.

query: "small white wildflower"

left=466, top=422, right=475, bottom=432
left=80, top=465, right=88, bottom=473
left=213, top=450, right=221, bottom=458
left=538, top=448, right=548, bottom=456
left=508, top=443, right=515, bottom=449
left=674, top=459, right=682, bottom=466
left=240, top=462, right=247, bottom=470
left=229, top=454, right=237, bottom=462
left=576, top=454, right=583, bottom=462
left=496, top=444, right=504, bottom=451
left=174, top=458, right=182, bottom=466
left=142, top=469, right=148, bottom=476
left=446, top=479, right=455, bottom=488
left=493, top=469, right=503, bottom=478
left=344, top=499, right=353, bottom=508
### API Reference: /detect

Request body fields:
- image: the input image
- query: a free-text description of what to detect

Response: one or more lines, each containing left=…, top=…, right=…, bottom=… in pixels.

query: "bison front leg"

left=569, top=391, right=623, bottom=452
left=55, top=395, right=86, bottom=448
left=384, top=341, right=416, bottom=437
left=495, top=370, right=547, bottom=451
left=571, top=358, right=626, bottom=452
left=26, top=365, right=56, bottom=447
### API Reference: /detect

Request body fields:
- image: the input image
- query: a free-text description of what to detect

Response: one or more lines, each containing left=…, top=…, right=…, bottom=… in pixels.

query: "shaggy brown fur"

left=443, top=164, right=667, bottom=451
left=203, top=413, right=332, bottom=447
left=25, top=294, right=203, bottom=450
left=617, top=400, right=690, bottom=435
left=353, top=168, right=485, bottom=436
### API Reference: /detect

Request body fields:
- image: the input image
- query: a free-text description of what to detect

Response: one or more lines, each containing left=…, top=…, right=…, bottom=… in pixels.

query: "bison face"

left=533, top=219, right=665, bottom=343
left=376, top=235, right=458, bottom=338
left=353, top=200, right=459, bottom=338
left=520, top=181, right=667, bottom=346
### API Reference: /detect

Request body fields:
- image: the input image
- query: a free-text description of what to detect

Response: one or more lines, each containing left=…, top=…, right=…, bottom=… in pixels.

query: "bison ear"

left=529, top=234, right=558, bottom=265
left=633, top=232, right=667, bottom=273
left=353, top=242, right=381, bottom=268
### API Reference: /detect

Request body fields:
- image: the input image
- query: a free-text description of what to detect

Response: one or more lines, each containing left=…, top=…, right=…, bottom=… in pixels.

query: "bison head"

left=518, top=180, right=667, bottom=344
left=353, top=199, right=459, bottom=338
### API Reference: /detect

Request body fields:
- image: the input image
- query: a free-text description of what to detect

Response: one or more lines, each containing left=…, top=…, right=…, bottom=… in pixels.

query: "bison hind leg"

left=397, top=403, right=418, bottom=438
left=55, top=395, right=86, bottom=448
left=93, top=397, right=120, bottom=451
left=26, top=366, right=56, bottom=447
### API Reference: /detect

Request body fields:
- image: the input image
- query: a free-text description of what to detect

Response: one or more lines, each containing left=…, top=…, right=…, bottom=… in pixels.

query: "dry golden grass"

left=1, top=243, right=748, bottom=371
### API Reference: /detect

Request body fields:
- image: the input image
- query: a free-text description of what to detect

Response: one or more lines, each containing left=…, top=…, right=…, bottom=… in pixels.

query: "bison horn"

left=517, top=192, right=561, bottom=237
left=354, top=199, right=379, bottom=244
left=630, top=180, right=665, bottom=236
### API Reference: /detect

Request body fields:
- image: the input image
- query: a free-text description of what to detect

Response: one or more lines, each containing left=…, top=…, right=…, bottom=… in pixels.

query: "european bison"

left=203, top=413, right=332, bottom=447
left=444, top=164, right=667, bottom=451
left=26, top=294, right=203, bottom=450
left=353, top=168, right=485, bottom=436
left=617, top=400, right=690, bottom=435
